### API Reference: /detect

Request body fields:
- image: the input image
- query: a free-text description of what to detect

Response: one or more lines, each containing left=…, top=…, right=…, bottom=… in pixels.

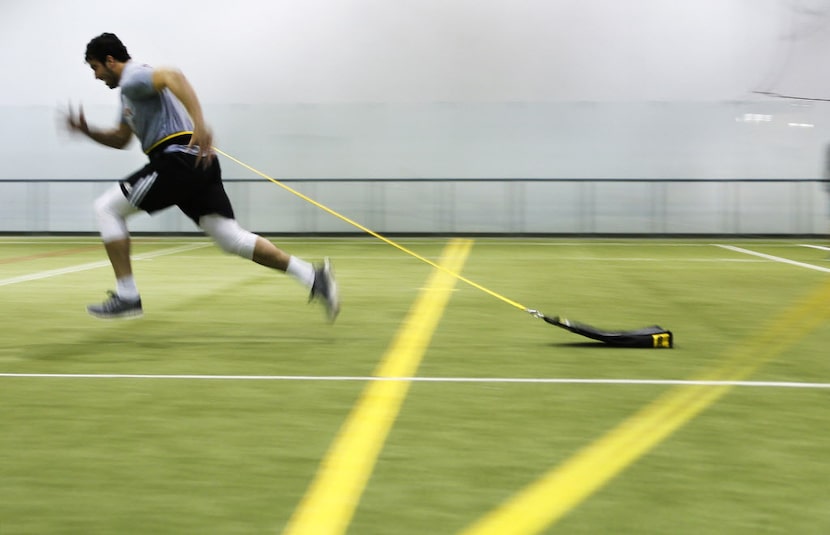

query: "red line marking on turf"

left=0, top=246, right=101, bottom=265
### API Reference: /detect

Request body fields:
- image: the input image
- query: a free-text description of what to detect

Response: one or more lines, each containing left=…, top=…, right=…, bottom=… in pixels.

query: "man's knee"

left=199, top=214, right=257, bottom=259
left=94, top=185, right=136, bottom=242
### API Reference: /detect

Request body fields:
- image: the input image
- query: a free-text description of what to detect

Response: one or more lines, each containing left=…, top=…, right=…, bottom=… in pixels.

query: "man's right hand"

left=65, top=103, right=89, bottom=135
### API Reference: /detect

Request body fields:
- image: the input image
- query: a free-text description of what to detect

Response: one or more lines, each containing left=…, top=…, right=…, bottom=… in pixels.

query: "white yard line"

left=499, top=257, right=762, bottom=262
left=0, top=373, right=828, bottom=389
left=0, top=243, right=211, bottom=287
left=715, top=244, right=830, bottom=273
left=0, top=239, right=210, bottom=245
left=800, top=244, right=830, bottom=252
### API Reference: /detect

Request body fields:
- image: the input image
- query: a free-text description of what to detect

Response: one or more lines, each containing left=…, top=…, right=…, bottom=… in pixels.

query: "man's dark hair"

left=85, top=33, right=131, bottom=63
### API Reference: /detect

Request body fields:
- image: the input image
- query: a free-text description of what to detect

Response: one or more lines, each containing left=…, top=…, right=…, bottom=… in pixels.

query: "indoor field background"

left=3, top=1, right=830, bottom=534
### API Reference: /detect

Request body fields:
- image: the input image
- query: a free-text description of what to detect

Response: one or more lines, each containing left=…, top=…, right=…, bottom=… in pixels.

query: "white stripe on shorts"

left=129, top=171, right=158, bottom=206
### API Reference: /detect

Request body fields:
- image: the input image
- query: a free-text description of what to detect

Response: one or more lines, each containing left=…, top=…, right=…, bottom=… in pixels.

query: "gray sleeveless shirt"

left=119, top=61, right=193, bottom=153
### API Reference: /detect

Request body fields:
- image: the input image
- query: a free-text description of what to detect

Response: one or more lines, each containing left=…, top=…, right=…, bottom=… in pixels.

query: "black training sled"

left=533, top=313, right=673, bottom=348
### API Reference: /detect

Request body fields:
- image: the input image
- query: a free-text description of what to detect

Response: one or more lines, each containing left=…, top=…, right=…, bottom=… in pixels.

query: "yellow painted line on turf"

left=460, top=277, right=830, bottom=535
left=281, top=238, right=473, bottom=535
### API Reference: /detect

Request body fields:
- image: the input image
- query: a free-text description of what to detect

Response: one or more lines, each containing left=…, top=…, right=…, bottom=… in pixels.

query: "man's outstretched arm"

left=66, top=103, right=133, bottom=149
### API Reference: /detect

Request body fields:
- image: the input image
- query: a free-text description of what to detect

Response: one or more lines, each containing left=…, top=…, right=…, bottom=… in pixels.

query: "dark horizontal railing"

left=0, top=178, right=825, bottom=183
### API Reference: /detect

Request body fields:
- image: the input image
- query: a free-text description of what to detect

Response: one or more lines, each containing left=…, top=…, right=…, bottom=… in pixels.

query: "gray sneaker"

left=309, top=257, right=340, bottom=322
left=87, top=291, right=143, bottom=319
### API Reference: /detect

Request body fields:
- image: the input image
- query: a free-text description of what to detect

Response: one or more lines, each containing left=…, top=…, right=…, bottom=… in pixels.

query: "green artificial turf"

left=1, top=236, right=828, bottom=534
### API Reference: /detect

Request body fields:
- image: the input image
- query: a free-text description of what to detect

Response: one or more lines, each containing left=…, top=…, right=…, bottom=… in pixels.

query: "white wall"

left=1, top=0, right=830, bottom=232
left=0, top=0, right=799, bottom=106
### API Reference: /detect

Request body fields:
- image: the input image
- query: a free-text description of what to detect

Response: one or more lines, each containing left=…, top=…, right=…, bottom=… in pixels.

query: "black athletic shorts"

left=120, top=134, right=235, bottom=223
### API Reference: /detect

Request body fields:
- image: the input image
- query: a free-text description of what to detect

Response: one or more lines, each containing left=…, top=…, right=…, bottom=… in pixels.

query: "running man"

left=64, top=33, right=339, bottom=321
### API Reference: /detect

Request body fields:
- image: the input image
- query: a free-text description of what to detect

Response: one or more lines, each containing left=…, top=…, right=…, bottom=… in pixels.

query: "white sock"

left=116, top=275, right=140, bottom=302
left=286, top=256, right=315, bottom=288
